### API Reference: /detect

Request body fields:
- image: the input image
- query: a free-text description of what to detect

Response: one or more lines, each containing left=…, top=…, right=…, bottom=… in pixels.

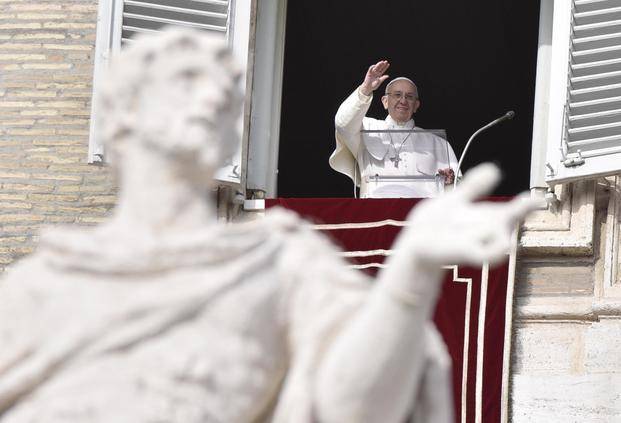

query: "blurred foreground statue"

left=0, top=29, right=535, bottom=423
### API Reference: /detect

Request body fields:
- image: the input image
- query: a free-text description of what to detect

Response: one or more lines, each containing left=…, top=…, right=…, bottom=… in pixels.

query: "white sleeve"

left=334, top=87, right=373, bottom=158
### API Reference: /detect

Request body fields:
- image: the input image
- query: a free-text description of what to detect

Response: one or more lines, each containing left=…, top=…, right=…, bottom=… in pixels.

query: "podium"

left=362, top=173, right=446, bottom=198
left=358, top=128, right=453, bottom=198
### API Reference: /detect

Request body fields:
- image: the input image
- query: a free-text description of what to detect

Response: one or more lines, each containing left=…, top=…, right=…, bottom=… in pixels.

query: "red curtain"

left=266, top=198, right=512, bottom=423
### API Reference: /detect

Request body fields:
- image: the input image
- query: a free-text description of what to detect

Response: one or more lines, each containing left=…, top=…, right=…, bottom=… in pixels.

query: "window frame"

left=88, top=0, right=253, bottom=188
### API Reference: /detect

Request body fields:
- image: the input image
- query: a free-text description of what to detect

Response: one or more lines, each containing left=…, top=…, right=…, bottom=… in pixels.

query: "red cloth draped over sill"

left=266, top=198, right=513, bottom=423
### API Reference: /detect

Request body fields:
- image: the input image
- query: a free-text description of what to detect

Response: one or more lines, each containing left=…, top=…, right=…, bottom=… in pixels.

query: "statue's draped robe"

left=0, top=209, right=452, bottom=423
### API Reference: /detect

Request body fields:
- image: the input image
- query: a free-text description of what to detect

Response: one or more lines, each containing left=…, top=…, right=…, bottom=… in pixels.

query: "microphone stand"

left=453, top=111, right=515, bottom=189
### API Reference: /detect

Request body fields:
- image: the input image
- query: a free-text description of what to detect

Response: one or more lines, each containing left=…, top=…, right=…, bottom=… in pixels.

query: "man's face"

left=381, top=80, right=420, bottom=123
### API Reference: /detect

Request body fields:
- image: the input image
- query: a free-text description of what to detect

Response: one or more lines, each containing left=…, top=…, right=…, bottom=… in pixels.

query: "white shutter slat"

left=120, top=25, right=158, bottom=37
left=120, top=0, right=229, bottom=44
left=123, top=12, right=227, bottom=33
left=546, top=0, right=621, bottom=183
left=573, top=19, right=621, bottom=38
left=568, top=107, right=621, bottom=124
left=574, top=6, right=621, bottom=24
left=566, top=133, right=621, bottom=150
left=570, top=81, right=621, bottom=97
left=569, top=94, right=621, bottom=115
left=573, top=31, right=621, bottom=51
left=571, top=56, right=621, bottom=76
left=571, top=69, right=621, bottom=89
left=124, top=1, right=227, bottom=20
left=575, top=0, right=620, bottom=8
left=573, top=44, right=621, bottom=63
left=569, top=122, right=621, bottom=137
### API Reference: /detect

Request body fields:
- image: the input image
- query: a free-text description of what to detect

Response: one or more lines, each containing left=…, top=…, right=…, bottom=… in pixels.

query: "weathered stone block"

left=30, top=173, right=83, bottom=182
left=0, top=23, right=41, bottom=30
left=1, top=183, right=54, bottom=193
left=0, top=202, right=32, bottom=210
left=511, top=373, right=621, bottom=422
left=9, top=4, right=63, bottom=11
left=43, top=43, right=91, bottom=51
left=0, top=214, right=45, bottom=223
left=0, top=43, right=42, bottom=50
left=42, top=22, right=95, bottom=29
left=0, top=53, right=45, bottom=60
left=584, top=318, right=621, bottom=374
left=13, top=33, right=65, bottom=40
left=512, top=322, right=588, bottom=374
left=0, top=236, right=27, bottom=244
left=12, top=90, right=57, bottom=98
left=22, top=63, right=72, bottom=70
left=16, top=13, right=67, bottom=20
left=28, top=193, right=80, bottom=202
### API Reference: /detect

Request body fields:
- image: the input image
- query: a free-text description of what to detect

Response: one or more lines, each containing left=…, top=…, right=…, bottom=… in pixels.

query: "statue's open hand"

left=401, top=163, right=538, bottom=266
left=360, top=60, right=390, bottom=96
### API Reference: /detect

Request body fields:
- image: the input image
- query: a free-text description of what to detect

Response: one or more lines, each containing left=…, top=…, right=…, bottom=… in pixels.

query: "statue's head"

left=96, top=28, right=243, bottom=177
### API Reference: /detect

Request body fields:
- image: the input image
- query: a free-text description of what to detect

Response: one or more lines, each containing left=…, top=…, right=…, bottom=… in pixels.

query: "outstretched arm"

left=315, top=164, right=537, bottom=423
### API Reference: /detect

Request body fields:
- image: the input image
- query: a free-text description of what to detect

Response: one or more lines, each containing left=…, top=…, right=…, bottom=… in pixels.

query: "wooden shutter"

left=120, top=0, right=229, bottom=45
left=546, top=0, right=621, bottom=183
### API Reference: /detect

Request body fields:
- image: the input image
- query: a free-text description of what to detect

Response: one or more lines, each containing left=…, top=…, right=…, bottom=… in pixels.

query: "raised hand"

left=360, top=60, right=390, bottom=96
left=395, top=163, right=538, bottom=266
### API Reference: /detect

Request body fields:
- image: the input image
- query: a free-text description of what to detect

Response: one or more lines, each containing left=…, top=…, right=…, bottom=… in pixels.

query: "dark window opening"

left=277, top=0, right=541, bottom=197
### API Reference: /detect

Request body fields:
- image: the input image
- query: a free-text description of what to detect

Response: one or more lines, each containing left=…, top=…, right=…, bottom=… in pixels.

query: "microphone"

left=499, top=110, right=515, bottom=122
left=453, top=111, right=516, bottom=189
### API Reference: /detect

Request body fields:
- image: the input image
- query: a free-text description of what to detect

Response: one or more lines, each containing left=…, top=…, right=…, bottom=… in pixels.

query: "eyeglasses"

left=385, top=92, right=418, bottom=102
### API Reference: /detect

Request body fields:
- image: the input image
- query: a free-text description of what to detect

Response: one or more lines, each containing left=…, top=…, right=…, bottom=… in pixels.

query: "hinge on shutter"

left=546, top=163, right=556, bottom=177
left=562, top=150, right=585, bottom=167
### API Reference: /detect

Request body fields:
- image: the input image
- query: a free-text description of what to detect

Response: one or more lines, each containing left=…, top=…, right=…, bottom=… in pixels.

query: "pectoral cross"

left=390, top=154, right=401, bottom=168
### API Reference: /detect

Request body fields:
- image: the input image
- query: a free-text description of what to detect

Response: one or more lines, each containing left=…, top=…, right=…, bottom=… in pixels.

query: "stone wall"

left=0, top=0, right=116, bottom=271
left=511, top=181, right=621, bottom=421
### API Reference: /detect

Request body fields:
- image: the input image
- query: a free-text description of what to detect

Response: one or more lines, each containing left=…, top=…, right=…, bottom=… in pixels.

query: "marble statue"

left=0, top=28, right=536, bottom=423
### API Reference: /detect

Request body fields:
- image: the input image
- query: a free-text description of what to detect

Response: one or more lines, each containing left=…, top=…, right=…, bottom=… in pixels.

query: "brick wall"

left=0, top=0, right=117, bottom=271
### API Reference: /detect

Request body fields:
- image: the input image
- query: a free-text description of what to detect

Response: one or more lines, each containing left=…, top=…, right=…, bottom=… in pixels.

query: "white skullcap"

left=385, top=77, right=419, bottom=97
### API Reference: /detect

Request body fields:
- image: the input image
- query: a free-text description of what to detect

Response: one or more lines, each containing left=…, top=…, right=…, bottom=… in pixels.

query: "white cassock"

left=331, top=88, right=458, bottom=198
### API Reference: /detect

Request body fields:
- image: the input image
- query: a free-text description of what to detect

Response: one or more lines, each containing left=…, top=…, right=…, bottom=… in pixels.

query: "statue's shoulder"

left=232, top=206, right=323, bottom=251
left=0, top=253, right=50, bottom=293
left=235, top=207, right=335, bottom=258
left=263, top=205, right=303, bottom=225
left=260, top=206, right=348, bottom=266
left=256, top=206, right=313, bottom=236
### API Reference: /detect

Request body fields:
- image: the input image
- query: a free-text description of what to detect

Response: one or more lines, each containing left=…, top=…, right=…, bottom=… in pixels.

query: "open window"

left=89, top=0, right=252, bottom=186
left=276, top=1, right=540, bottom=197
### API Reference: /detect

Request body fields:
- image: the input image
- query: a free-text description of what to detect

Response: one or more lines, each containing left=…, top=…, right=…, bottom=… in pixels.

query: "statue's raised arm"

left=314, top=163, right=537, bottom=423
